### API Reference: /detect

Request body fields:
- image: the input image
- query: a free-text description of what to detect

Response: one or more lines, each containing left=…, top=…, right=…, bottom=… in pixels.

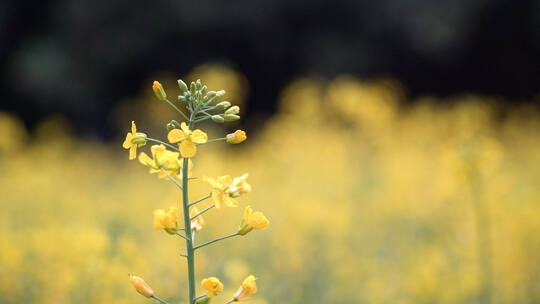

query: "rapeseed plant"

left=123, top=79, right=268, bottom=304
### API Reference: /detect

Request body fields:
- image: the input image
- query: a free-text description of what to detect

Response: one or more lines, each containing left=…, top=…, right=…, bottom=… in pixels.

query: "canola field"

left=1, top=76, right=539, bottom=304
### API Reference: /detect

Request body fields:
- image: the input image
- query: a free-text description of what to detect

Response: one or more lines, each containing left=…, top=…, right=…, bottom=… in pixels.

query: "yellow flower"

left=152, top=81, right=167, bottom=101
left=226, top=130, right=247, bottom=144
left=205, top=174, right=251, bottom=208
left=153, top=206, right=178, bottom=232
left=238, top=206, right=269, bottom=235
left=233, top=275, right=257, bottom=301
left=138, top=145, right=190, bottom=179
left=122, top=121, right=147, bottom=160
left=129, top=274, right=154, bottom=297
left=201, top=277, right=224, bottom=297
left=190, top=206, right=206, bottom=232
left=167, top=122, right=208, bottom=158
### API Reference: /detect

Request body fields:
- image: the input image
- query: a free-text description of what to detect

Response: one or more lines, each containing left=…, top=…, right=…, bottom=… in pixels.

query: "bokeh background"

left=1, top=0, right=539, bottom=303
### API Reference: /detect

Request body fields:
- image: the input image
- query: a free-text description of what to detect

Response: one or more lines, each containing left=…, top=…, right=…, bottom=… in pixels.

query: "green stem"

left=194, top=294, right=207, bottom=301
left=190, top=204, right=215, bottom=220
left=224, top=299, right=235, bottom=304
left=151, top=295, right=169, bottom=304
left=203, top=137, right=227, bottom=144
left=182, top=157, right=197, bottom=304
left=176, top=232, right=190, bottom=241
left=188, top=193, right=212, bottom=207
left=160, top=168, right=183, bottom=191
left=146, top=138, right=179, bottom=151
left=194, top=232, right=239, bottom=250
left=163, top=98, right=189, bottom=121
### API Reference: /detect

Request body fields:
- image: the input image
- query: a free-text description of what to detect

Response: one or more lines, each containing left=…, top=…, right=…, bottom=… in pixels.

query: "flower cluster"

left=124, top=79, right=268, bottom=304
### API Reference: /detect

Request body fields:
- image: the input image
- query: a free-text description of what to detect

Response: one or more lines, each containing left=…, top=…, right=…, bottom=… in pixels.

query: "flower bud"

left=211, top=115, right=225, bottom=123
left=178, top=95, right=187, bottom=103
left=226, top=130, right=247, bottom=144
left=177, top=79, right=188, bottom=92
left=166, top=122, right=176, bottom=132
left=129, top=274, right=154, bottom=297
left=238, top=206, right=269, bottom=236
left=201, top=85, right=208, bottom=94
left=152, top=81, right=167, bottom=101
left=225, top=106, right=240, bottom=115
left=215, top=101, right=231, bottom=111
left=223, top=114, right=240, bottom=122
left=233, top=275, right=257, bottom=301
left=206, top=91, right=217, bottom=98
left=131, top=133, right=148, bottom=146
left=216, top=90, right=226, bottom=97
left=190, top=82, right=197, bottom=94
left=196, top=79, right=202, bottom=89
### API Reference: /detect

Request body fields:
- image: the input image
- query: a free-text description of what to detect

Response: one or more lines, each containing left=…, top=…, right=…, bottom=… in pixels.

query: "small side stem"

left=188, top=193, right=212, bottom=207
left=190, top=204, right=215, bottom=220
left=194, top=232, right=239, bottom=250
left=202, top=137, right=227, bottom=144
left=224, top=299, right=235, bottom=304
left=151, top=295, right=170, bottom=304
left=176, top=232, right=191, bottom=241
left=160, top=168, right=183, bottom=191
left=146, top=138, right=179, bottom=151
left=163, top=98, right=189, bottom=121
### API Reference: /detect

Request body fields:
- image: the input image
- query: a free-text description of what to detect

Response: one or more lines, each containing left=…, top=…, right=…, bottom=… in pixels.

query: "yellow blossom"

left=153, top=206, right=178, bottom=232
left=122, top=121, right=147, bottom=160
left=138, top=145, right=191, bottom=179
left=167, top=122, right=208, bottom=158
left=129, top=274, right=154, bottom=297
left=204, top=174, right=251, bottom=208
left=233, top=275, right=257, bottom=301
left=201, top=277, right=224, bottom=297
left=190, top=207, right=206, bottom=232
left=152, top=81, right=167, bottom=101
left=238, top=206, right=269, bottom=235
left=226, top=130, right=247, bottom=144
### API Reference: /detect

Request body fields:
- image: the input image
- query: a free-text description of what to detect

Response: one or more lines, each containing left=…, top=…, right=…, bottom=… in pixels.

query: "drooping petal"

left=217, top=175, right=233, bottom=187
left=167, top=129, right=186, bottom=143
left=129, top=145, right=137, bottom=160
left=138, top=152, right=154, bottom=167
left=223, top=195, right=239, bottom=208
left=206, top=176, right=223, bottom=189
left=191, top=129, right=208, bottom=144
left=123, top=133, right=134, bottom=149
left=131, top=121, right=137, bottom=134
left=211, top=189, right=224, bottom=208
left=179, top=140, right=197, bottom=158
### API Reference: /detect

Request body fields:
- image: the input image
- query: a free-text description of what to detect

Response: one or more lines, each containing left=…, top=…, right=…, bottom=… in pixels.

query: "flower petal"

left=168, top=129, right=186, bottom=143
left=129, top=145, right=137, bottom=160
left=179, top=140, right=197, bottom=158
left=180, top=122, right=191, bottom=133
left=223, top=196, right=239, bottom=208
left=191, top=129, right=208, bottom=144
left=138, top=152, right=154, bottom=167
left=211, top=189, right=224, bottom=208
left=123, top=133, right=134, bottom=149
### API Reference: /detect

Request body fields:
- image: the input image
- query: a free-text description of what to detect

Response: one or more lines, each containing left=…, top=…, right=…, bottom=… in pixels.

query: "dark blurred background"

left=0, top=0, right=538, bottom=138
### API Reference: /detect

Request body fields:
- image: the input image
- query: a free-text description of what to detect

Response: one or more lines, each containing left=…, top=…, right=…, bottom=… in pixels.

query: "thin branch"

left=194, top=294, right=207, bottom=301
left=176, top=232, right=191, bottom=242
left=188, top=193, right=212, bottom=207
left=160, top=168, right=183, bottom=191
left=224, top=299, right=235, bottom=304
left=190, top=204, right=215, bottom=220
left=163, top=98, right=189, bottom=121
left=146, top=138, right=179, bottom=151
left=194, top=232, right=239, bottom=250
left=204, top=137, right=227, bottom=144
left=151, top=295, right=170, bottom=304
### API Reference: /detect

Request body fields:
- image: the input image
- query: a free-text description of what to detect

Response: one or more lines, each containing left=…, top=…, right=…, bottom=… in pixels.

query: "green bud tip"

left=177, top=79, right=188, bottom=92
left=211, top=115, right=225, bottom=123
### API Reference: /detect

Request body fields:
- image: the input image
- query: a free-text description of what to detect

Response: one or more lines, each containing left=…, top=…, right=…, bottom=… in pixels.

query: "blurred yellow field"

left=1, top=77, right=539, bottom=304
